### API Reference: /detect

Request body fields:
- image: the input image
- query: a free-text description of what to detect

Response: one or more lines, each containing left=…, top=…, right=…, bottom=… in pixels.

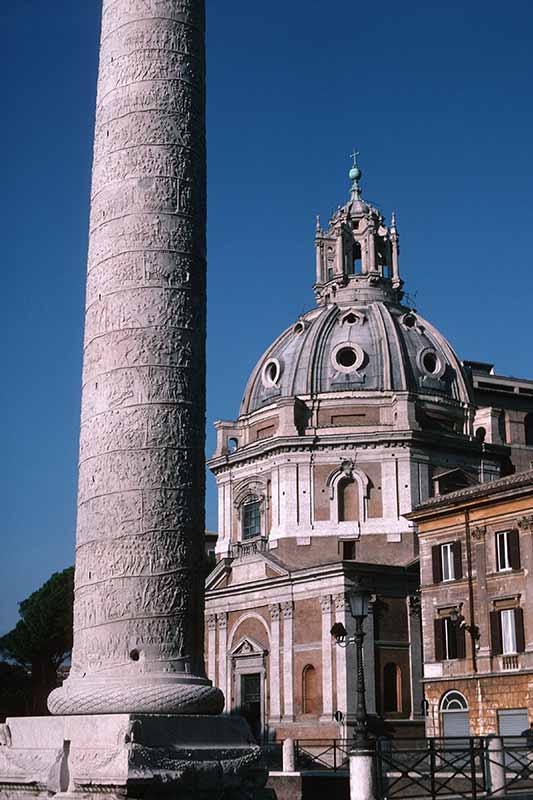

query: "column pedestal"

left=0, top=715, right=265, bottom=799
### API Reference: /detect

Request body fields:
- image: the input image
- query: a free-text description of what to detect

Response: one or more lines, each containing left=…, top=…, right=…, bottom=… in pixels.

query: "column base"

left=0, top=713, right=266, bottom=799
left=48, top=675, right=224, bottom=716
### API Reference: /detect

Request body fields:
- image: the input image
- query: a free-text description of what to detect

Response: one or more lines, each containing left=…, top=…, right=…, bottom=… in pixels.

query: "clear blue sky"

left=1, top=0, right=532, bottom=634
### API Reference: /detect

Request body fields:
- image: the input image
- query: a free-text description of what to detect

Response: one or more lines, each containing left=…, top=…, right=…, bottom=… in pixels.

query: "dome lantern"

left=314, top=157, right=402, bottom=307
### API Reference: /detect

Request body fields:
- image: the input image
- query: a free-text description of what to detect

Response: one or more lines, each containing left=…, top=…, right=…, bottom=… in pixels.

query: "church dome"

left=240, top=301, right=472, bottom=415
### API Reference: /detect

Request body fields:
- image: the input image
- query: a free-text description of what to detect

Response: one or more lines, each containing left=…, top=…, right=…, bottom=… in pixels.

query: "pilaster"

left=472, top=525, right=492, bottom=667
left=207, top=614, right=217, bottom=684
left=518, top=517, right=533, bottom=650
left=217, top=613, right=228, bottom=711
left=334, top=593, right=357, bottom=731
left=281, top=601, right=295, bottom=720
left=269, top=604, right=282, bottom=721
left=363, top=599, right=376, bottom=716
left=320, top=595, right=334, bottom=720
left=407, top=595, right=424, bottom=719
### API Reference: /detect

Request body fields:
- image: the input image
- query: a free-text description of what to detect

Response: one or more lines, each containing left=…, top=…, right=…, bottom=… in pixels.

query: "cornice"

left=407, top=469, right=533, bottom=520
left=208, top=428, right=497, bottom=475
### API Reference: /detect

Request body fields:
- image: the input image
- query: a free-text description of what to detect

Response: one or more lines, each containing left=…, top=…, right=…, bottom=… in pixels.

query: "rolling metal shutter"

left=442, top=711, right=470, bottom=738
left=497, top=709, right=528, bottom=736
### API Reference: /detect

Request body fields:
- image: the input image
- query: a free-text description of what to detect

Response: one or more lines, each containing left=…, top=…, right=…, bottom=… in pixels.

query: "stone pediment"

left=205, top=559, right=231, bottom=591
left=230, top=636, right=267, bottom=658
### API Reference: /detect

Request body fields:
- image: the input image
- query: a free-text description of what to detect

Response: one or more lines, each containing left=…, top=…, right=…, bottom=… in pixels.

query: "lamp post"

left=331, top=578, right=375, bottom=800
left=348, top=584, right=371, bottom=749
left=330, top=578, right=372, bottom=748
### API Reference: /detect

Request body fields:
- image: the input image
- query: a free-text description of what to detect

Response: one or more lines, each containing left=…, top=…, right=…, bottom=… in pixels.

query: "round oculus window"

left=418, top=347, right=444, bottom=378
left=262, top=358, right=281, bottom=388
left=337, top=347, right=357, bottom=367
left=402, top=313, right=416, bottom=329
left=331, top=342, right=365, bottom=373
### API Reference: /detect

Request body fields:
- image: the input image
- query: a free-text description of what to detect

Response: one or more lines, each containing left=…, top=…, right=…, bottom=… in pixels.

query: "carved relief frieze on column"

left=47, top=0, right=224, bottom=718
left=281, top=601, right=294, bottom=720
left=320, top=595, right=334, bottom=720
left=217, top=613, right=228, bottom=712
left=269, top=604, right=281, bottom=721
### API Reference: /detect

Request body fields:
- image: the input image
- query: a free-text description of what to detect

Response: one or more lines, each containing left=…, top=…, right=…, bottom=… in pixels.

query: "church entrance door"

left=241, top=673, right=262, bottom=740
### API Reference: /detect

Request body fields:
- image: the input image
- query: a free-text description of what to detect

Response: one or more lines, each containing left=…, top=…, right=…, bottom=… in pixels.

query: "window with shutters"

left=441, top=543, right=454, bottom=581
left=432, top=541, right=462, bottom=583
left=490, top=607, right=525, bottom=655
left=434, top=617, right=466, bottom=661
left=501, top=610, right=517, bottom=654
left=496, top=530, right=520, bottom=572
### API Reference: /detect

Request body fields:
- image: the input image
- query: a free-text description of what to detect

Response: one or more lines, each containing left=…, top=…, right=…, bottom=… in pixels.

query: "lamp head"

left=330, top=622, right=347, bottom=643
left=347, top=577, right=371, bottom=620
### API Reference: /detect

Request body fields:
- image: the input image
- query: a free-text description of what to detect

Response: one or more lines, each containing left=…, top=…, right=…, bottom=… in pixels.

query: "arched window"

left=440, top=690, right=470, bottom=738
left=440, top=691, right=468, bottom=712
left=475, top=427, right=486, bottom=443
left=338, top=478, right=359, bottom=522
left=353, top=241, right=362, bottom=273
left=228, top=437, right=239, bottom=453
left=302, top=664, right=320, bottom=715
left=525, top=413, right=533, bottom=446
left=242, top=501, right=261, bottom=540
left=383, top=662, right=402, bottom=713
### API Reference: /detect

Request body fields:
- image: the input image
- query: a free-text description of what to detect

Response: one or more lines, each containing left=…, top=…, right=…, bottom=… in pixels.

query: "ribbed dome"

left=241, top=301, right=472, bottom=415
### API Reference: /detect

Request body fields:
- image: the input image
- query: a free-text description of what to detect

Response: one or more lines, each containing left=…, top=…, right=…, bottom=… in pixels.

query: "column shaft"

left=49, top=0, right=222, bottom=717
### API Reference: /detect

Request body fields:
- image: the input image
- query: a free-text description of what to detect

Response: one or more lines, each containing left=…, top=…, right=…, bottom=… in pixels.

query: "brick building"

left=408, top=469, right=533, bottom=737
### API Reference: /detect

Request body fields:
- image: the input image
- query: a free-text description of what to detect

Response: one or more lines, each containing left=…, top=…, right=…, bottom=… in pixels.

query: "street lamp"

left=450, top=603, right=480, bottom=642
left=331, top=578, right=372, bottom=750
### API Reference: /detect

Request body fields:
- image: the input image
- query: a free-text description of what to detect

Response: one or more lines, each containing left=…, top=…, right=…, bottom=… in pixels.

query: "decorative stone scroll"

left=471, top=525, right=487, bottom=541
left=48, top=0, right=223, bottom=716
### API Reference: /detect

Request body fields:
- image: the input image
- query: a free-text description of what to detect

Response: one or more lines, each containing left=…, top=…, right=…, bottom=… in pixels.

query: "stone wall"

left=424, top=675, right=533, bottom=736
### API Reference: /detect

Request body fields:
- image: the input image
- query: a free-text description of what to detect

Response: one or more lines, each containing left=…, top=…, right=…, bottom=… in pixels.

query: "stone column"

left=269, top=604, right=282, bottom=721
left=282, top=601, right=295, bottom=720
left=48, top=0, right=222, bottom=717
left=335, top=227, right=344, bottom=276
left=218, top=613, right=229, bottom=712
left=320, top=595, right=334, bottom=720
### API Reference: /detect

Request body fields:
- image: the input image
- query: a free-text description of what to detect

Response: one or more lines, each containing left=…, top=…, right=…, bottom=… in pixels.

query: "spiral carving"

left=48, top=683, right=224, bottom=716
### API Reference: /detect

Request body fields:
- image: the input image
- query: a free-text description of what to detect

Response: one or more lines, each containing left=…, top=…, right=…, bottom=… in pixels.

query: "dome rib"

left=240, top=300, right=473, bottom=414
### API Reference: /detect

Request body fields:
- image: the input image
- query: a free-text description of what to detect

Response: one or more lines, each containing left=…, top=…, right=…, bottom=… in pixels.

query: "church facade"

left=205, top=160, right=532, bottom=741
